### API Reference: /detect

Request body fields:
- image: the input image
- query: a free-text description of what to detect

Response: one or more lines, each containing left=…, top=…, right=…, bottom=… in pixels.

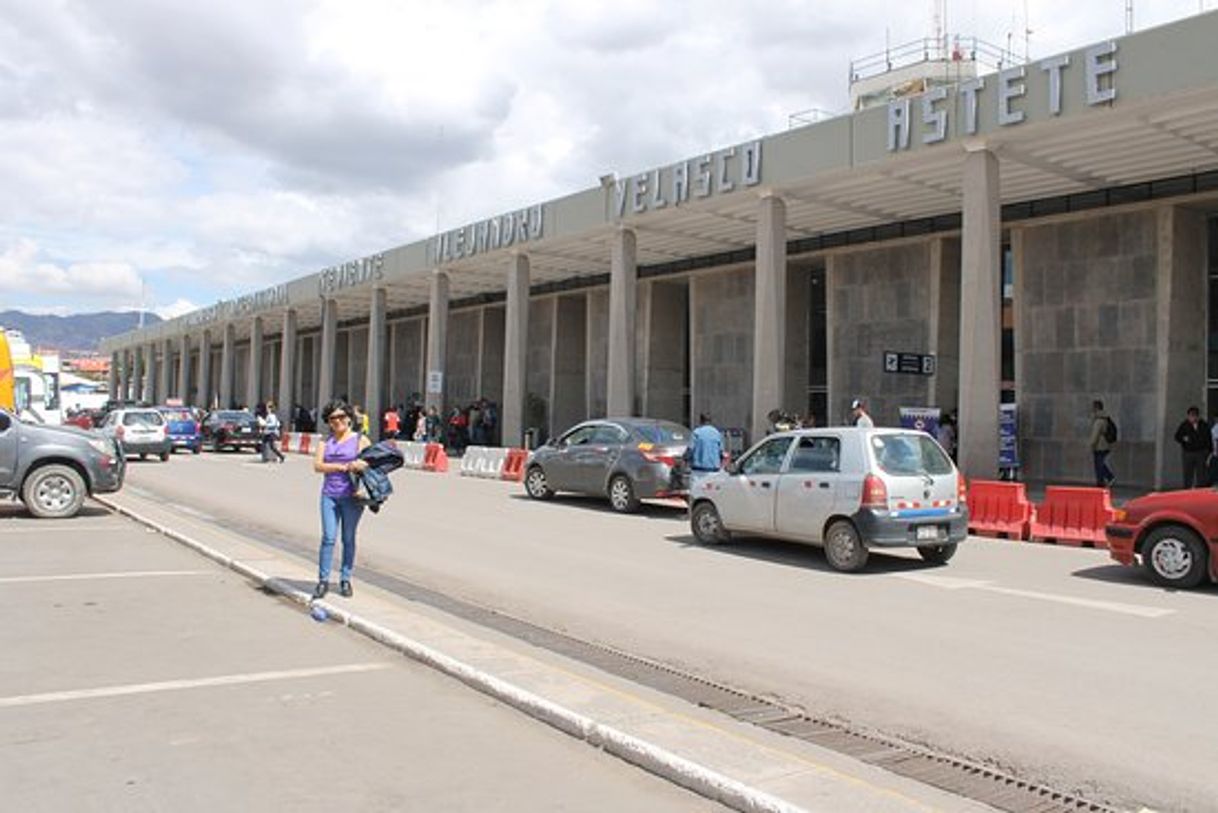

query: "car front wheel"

left=524, top=466, right=554, bottom=500
left=22, top=464, right=86, bottom=519
left=607, top=475, right=640, bottom=513
left=824, top=520, right=869, bottom=572
left=691, top=502, right=729, bottom=545
left=1142, top=525, right=1208, bottom=589
left=917, top=543, right=957, bottom=565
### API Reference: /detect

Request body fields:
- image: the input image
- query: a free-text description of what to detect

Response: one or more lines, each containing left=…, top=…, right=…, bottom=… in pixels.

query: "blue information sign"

left=998, top=404, right=1019, bottom=469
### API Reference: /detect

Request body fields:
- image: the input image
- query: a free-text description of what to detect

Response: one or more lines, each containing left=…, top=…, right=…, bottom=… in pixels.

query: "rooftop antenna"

left=1023, top=0, right=1031, bottom=62
left=1125, top=0, right=1134, bottom=34
left=138, top=278, right=146, bottom=329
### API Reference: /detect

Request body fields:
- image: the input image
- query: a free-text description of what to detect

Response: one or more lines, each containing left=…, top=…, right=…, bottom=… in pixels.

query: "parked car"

left=157, top=406, right=203, bottom=454
left=202, top=409, right=260, bottom=452
left=688, top=427, right=967, bottom=572
left=96, top=407, right=172, bottom=461
left=0, top=407, right=125, bottom=517
left=524, top=418, right=691, bottom=512
left=1106, top=489, right=1218, bottom=589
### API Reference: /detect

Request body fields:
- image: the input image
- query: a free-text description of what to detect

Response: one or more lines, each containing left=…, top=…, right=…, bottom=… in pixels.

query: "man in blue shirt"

left=687, top=413, right=725, bottom=476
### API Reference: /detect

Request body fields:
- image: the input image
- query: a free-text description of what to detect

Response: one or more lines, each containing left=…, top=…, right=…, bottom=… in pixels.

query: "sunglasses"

left=327, top=414, right=350, bottom=423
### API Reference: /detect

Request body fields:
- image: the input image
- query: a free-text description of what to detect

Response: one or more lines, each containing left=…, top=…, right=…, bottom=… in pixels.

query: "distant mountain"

left=0, top=310, right=163, bottom=352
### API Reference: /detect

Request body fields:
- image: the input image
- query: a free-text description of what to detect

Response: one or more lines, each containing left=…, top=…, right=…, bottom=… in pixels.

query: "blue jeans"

left=1092, top=450, right=1113, bottom=486
left=318, top=494, right=364, bottom=582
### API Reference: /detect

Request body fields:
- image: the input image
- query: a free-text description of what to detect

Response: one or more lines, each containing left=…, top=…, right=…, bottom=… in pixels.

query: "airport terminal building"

left=102, top=13, right=1218, bottom=489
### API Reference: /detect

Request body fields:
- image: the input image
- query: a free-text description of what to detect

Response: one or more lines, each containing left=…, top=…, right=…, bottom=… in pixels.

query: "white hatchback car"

left=97, top=408, right=172, bottom=461
left=688, top=427, right=967, bottom=572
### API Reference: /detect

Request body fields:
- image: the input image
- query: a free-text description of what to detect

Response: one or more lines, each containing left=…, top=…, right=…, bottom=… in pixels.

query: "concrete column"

left=958, top=148, right=1002, bottom=479
left=607, top=228, right=637, bottom=416
left=247, top=315, right=263, bottom=409
left=108, top=353, right=119, bottom=400
left=277, top=309, right=297, bottom=425
left=317, top=298, right=338, bottom=413
left=219, top=323, right=235, bottom=409
left=365, top=288, right=387, bottom=429
left=177, top=334, right=192, bottom=405
left=425, top=270, right=450, bottom=413
left=503, top=254, right=530, bottom=447
left=142, top=342, right=155, bottom=403
left=118, top=350, right=131, bottom=401
left=158, top=338, right=172, bottom=402
left=198, top=331, right=213, bottom=409
left=751, top=194, right=787, bottom=442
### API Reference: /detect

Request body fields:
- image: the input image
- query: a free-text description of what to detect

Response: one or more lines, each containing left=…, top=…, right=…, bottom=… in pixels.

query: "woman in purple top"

left=312, top=401, right=371, bottom=599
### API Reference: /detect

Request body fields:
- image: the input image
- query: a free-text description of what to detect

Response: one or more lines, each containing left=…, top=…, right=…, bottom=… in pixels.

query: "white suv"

left=97, top=408, right=172, bottom=462
left=688, top=427, right=967, bottom=572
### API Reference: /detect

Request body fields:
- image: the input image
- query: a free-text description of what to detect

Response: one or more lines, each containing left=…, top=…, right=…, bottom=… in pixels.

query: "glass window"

left=591, top=425, right=628, bottom=445
left=788, top=436, right=840, bottom=473
left=633, top=422, right=689, bottom=444
left=161, top=409, right=193, bottom=422
left=561, top=425, right=599, bottom=446
left=871, top=433, right=953, bottom=476
left=0, top=412, right=10, bottom=431
left=739, top=437, right=793, bottom=475
left=123, top=411, right=164, bottom=427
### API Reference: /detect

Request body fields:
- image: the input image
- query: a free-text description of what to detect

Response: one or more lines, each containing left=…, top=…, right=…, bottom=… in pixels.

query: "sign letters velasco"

left=886, top=42, right=1118, bottom=151
left=317, top=253, right=385, bottom=297
left=610, top=139, right=763, bottom=218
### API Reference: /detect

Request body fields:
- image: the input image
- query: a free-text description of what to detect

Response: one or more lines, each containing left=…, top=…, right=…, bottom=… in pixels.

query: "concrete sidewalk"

left=96, top=490, right=994, bottom=813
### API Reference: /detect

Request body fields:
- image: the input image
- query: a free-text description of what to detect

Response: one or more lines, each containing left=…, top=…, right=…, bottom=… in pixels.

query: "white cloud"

left=155, top=298, right=198, bottom=319
left=0, top=238, right=143, bottom=304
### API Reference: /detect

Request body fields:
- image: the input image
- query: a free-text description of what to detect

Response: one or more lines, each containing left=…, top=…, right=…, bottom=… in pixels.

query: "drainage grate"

left=171, top=510, right=1125, bottom=813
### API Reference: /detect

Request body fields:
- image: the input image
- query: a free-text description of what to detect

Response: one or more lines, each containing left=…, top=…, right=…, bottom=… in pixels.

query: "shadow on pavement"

left=662, top=533, right=942, bottom=575
left=507, top=492, right=687, bottom=520
left=1072, top=563, right=1218, bottom=596
left=0, top=503, right=112, bottom=520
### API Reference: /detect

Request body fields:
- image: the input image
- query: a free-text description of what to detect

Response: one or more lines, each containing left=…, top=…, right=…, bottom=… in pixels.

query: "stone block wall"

left=346, top=327, right=368, bottom=408
left=692, top=267, right=754, bottom=439
left=552, top=295, right=588, bottom=434
left=586, top=290, right=609, bottom=418
left=527, top=297, right=555, bottom=442
left=1016, top=209, right=1163, bottom=486
left=389, top=319, right=425, bottom=407
left=645, top=280, right=687, bottom=425
left=828, top=242, right=933, bottom=427
left=480, top=306, right=506, bottom=408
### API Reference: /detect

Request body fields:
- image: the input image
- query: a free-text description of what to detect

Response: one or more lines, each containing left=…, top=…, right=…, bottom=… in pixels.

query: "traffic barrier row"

left=502, top=448, right=528, bottom=482
left=279, top=432, right=322, bottom=455
left=401, top=441, right=428, bottom=469
left=967, top=480, right=1114, bottom=548
left=460, top=446, right=508, bottom=478
left=422, top=442, right=449, bottom=473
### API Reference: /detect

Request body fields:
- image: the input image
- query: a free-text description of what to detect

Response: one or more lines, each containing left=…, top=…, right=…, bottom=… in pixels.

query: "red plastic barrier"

left=299, top=434, right=312, bottom=455
left=422, top=442, right=449, bottom=473
left=280, top=433, right=292, bottom=452
left=967, top=480, right=1032, bottom=540
left=1029, top=486, right=1114, bottom=547
left=501, top=448, right=527, bottom=482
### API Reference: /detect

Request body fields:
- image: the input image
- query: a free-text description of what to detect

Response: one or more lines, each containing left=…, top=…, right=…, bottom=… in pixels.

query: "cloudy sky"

left=0, top=0, right=1211, bottom=317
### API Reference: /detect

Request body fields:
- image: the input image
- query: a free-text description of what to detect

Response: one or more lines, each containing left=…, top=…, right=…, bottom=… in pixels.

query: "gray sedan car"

left=524, top=418, right=691, bottom=512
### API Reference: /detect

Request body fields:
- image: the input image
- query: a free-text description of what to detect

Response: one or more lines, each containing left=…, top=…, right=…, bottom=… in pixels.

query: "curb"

left=94, top=495, right=805, bottom=813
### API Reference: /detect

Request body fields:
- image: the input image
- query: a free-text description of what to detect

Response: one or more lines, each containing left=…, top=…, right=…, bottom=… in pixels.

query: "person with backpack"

left=1089, top=400, right=1116, bottom=487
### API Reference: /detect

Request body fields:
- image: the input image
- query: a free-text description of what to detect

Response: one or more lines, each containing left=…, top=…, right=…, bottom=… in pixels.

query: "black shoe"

left=312, top=581, right=329, bottom=599
left=339, top=580, right=353, bottom=598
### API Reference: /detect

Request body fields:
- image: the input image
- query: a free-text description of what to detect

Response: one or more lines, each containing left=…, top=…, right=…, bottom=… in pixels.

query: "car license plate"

left=916, top=525, right=940, bottom=541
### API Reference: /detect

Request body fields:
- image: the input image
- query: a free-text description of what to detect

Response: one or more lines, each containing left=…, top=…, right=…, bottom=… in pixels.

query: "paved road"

left=119, top=452, right=1218, bottom=811
left=0, top=506, right=722, bottom=811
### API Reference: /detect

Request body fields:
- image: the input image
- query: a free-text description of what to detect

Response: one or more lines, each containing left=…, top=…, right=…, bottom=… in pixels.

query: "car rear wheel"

left=691, top=502, right=729, bottom=545
left=824, top=520, right=869, bottom=572
left=22, top=464, right=86, bottom=519
left=608, top=475, right=640, bottom=513
left=1142, top=525, right=1208, bottom=589
left=917, top=543, right=957, bottom=565
left=524, top=466, right=555, bottom=500
left=159, top=451, right=170, bottom=462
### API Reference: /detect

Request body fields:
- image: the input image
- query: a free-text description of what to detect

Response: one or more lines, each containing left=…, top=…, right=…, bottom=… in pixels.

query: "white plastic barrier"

left=460, top=446, right=507, bottom=478
left=401, top=441, right=428, bottom=469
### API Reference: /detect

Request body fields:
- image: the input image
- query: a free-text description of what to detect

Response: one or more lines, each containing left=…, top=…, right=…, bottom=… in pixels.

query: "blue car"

left=157, top=406, right=203, bottom=454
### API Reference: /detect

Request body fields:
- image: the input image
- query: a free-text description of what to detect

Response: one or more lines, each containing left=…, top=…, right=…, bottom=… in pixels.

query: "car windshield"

left=871, top=433, right=953, bottom=476
left=161, top=409, right=193, bottom=422
left=123, top=411, right=164, bottom=427
left=632, top=421, right=689, bottom=444
left=215, top=411, right=250, bottom=422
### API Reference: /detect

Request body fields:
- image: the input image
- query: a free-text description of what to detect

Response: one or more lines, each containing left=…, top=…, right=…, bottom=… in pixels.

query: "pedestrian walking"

left=261, top=400, right=285, bottom=463
left=685, top=413, right=725, bottom=485
left=312, top=400, right=371, bottom=599
left=936, top=412, right=957, bottom=461
left=382, top=406, right=400, bottom=440
left=1174, top=406, right=1211, bottom=488
left=1088, top=400, right=1115, bottom=487
left=850, top=398, right=874, bottom=428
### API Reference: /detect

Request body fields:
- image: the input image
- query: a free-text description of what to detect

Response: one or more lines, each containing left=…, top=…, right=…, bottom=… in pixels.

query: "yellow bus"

left=0, top=329, right=13, bottom=412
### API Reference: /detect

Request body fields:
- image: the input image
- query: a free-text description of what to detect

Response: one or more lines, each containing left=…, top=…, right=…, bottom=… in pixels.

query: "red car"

left=1106, top=489, right=1218, bottom=588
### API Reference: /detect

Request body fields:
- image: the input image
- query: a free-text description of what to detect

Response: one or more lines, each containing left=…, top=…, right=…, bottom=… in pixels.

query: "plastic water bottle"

left=310, top=604, right=328, bottom=622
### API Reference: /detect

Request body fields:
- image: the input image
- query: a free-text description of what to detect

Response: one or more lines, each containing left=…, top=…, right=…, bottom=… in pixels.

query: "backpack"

left=1104, top=416, right=1118, bottom=444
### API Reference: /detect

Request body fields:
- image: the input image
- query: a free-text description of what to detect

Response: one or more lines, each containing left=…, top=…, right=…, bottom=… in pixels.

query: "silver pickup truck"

left=0, top=407, right=125, bottom=518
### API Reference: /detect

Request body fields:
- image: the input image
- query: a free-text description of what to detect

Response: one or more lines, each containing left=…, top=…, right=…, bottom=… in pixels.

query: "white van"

left=688, top=427, right=968, bottom=572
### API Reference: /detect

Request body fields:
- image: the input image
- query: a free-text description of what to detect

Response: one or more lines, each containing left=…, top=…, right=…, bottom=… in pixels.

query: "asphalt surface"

left=49, top=451, right=1218, bottom=811
left=0, top=505, right=724, bottom=811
